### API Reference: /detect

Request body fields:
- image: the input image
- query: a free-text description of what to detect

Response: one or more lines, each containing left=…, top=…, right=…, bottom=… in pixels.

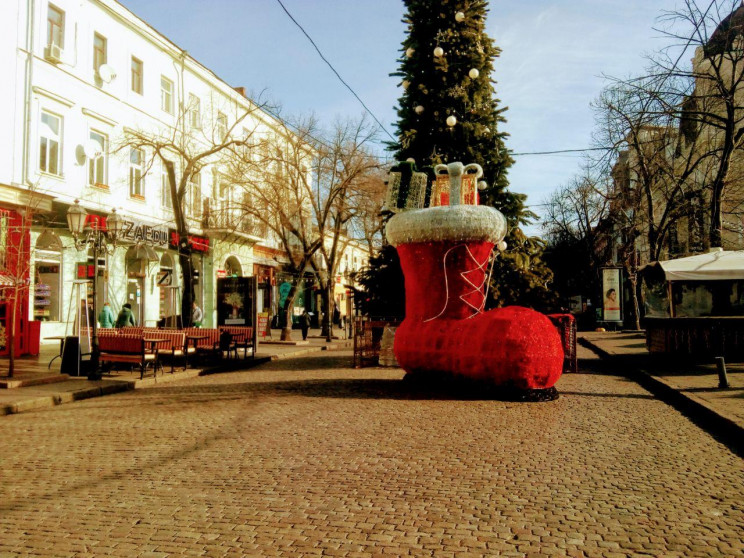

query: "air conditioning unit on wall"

left=44, top=44, right=63, bottom=64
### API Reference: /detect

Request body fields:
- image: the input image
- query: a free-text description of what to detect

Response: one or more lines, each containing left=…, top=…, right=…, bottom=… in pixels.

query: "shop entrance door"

left=126, top=279, right=143, bottom=325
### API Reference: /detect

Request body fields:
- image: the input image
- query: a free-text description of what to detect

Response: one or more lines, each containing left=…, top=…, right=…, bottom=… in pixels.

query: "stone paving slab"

left=0, top=350, right=742, bottom=556
left=579, top=332, right=744, bottom=448
left=0, top=335, right=351, bottom=416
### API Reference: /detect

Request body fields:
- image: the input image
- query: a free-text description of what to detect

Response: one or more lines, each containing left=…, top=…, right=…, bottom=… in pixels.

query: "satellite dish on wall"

left=83, top=139, right=102, bottom=159
left=97, top=64, right=116, bottom=83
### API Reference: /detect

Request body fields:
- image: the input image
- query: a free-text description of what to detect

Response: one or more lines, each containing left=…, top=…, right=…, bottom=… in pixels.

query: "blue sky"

left=119, top=0, right=681, bottom=232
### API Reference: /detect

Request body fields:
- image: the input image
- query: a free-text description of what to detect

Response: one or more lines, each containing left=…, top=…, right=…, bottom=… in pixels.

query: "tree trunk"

left=709, top=186, right=723, bottom=248
left=165, top=161, right=194, bottom=327
left=323, top=282, right=333, bottom=342
left=280, top=282, right=299, bottom=341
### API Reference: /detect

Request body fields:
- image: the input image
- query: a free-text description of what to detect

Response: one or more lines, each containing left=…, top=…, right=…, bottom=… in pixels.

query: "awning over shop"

left=647, top=250, right=744, bottom=281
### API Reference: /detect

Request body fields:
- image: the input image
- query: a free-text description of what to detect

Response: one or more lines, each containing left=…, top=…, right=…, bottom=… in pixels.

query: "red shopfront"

left=0, top=208, right=40, bottom=357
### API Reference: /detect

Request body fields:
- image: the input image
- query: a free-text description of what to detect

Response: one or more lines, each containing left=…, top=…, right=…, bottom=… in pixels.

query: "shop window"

left=158, top=253, right=175, bottom=321
left=0, top=210, right=9, bottom=271
left=88, top=130, right=107, bottom=187
left=39, top=111, right=61, bottom=175
left=225, top=256, right=242, bottom=277
left=34, top=232, right=62, bottom=321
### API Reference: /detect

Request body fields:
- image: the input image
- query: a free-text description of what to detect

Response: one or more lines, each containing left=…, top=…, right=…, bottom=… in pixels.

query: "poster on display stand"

left=601, top=267, right=623, bottom=323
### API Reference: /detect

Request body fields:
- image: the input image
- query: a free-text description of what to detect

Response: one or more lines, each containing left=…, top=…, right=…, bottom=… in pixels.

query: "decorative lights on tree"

left=389, top=0, right=556, bottom=310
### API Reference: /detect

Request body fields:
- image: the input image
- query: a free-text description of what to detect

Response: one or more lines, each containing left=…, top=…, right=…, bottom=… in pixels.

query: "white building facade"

left=0, top=0, right=293, bottom=343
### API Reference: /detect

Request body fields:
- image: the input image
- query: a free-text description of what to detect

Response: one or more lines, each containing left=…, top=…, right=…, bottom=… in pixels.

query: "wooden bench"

left=142, top=329, right=188, bottom=372
left=219, top=326, right=255, bottom=359
left=182, top=328, right=220, bottom=361
left=99, top=334, right=159, bottom=379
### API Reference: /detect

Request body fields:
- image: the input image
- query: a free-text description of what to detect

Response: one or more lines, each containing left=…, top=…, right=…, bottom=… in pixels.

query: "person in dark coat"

left=300, top=310, right=311, bottom=340
left=115, top=303, right=136, bottom=328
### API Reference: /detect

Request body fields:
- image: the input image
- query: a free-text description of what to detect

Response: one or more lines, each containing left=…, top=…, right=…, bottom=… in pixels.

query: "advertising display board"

left=216, top=276, right=257, bottom=327
left=602, top=267, right=622, bottom=322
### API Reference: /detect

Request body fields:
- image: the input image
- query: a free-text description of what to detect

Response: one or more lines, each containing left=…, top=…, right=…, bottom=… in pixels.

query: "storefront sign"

left=122, top=220, right=169, bottom=246
left=257, top=312, right=269, bottom=338
left=168, top=229, right=210, bottom=252
left=77, top=263, right=95, bottom=279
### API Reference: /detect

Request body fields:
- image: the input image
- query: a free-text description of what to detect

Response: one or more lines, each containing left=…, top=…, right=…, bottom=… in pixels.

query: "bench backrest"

left=99, top=334, right=143, bottom=354
left=142, top=329, right=186, bottom=351
left=98, top=328, right=118, bottom=337
left=219, top=326, right=254, bottom=339
left=182, top=327, right=220, bottom=347
left=120, top=326, right=144, bottom=337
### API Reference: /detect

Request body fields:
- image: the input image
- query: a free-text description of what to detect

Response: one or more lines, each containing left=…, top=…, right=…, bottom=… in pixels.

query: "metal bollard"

left=715, top=356, right=730, bottom=389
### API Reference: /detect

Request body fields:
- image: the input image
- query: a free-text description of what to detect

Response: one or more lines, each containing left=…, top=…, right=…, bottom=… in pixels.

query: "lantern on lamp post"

left=66, top=200, right=124, bottom=380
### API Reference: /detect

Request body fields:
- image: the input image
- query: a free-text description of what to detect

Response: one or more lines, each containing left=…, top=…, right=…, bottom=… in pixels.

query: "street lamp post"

left=67, top=200, right=124, bottom=380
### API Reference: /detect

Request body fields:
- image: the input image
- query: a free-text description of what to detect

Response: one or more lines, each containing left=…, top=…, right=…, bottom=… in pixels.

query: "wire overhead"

left=275, top=0, right=397, bottom=143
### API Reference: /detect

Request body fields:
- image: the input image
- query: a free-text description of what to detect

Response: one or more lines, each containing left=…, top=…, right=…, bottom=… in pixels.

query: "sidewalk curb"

left=579, top=336, right=744, bottom=457
left=0, top=382, right=134, bottom=416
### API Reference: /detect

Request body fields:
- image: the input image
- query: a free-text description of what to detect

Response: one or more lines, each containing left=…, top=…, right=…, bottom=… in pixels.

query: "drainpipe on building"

left=21, top=0, right=36, bottom=189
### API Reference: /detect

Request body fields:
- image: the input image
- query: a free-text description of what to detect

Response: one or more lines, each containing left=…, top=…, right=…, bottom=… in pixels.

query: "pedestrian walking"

left=300, top=310, right=311, bottom=340
left=98, top=301, right=115, bottom=329
left=115, top=303, right=136, bottom=328
left=192, top=301, right=203, bottom=327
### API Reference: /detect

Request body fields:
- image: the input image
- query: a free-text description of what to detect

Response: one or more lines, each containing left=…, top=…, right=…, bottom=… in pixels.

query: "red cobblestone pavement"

left=0, top=349, right=742, bottom=557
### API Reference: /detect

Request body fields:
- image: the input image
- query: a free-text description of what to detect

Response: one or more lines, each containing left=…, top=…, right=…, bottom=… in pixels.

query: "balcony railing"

left=202, top=197, right=268, bottom=238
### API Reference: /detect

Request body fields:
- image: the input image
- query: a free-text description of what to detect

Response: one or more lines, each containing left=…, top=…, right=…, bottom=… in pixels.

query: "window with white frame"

left=129, top=148, right=145, bottom=198
left=161, top=76, right=174, bottom=114
left=187, top=171, right=202, bottom=218
left=216, top=112, right=227, bottom=140
left=93, top=33, right=107, bottom=72
left=131, top=57, right=143, bottom=94
left=39, top=111, right=61, bottom=175
left=161, top=164, right=173, bottom=209
left=188, top=94, right=201, bottom=129
left=88, top=130, right=107, bottom=187
left=47, top=4, right=64, bottom=49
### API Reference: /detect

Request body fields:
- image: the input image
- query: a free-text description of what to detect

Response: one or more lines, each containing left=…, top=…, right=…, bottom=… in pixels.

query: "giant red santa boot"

left=387, top=164, right=564, bottom=398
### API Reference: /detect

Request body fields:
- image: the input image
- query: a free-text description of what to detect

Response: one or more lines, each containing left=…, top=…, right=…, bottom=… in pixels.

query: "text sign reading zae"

left=122, top=220, right=168, bottom=246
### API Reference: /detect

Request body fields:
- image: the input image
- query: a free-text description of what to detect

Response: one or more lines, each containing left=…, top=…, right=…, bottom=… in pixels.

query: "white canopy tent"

left=656, top=250, right=744, bottom=281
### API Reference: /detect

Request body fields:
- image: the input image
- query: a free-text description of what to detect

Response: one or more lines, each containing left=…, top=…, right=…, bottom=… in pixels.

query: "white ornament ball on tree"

left=455, top=11, right=465, bottom=22
left=406, top=47, right=415, bottom=58
left=446, top=115, right=457, bottom=127
left=402, top=80, right=410, bottom=90
left=497, top=241, right=508, bottom=252
left=477, top=180, right=488, bottom=190
left=434, top=46, right=444, bottom=57
left=415, top=105, right=425, bottom=114
left=469, top=68, right=479, bottom=79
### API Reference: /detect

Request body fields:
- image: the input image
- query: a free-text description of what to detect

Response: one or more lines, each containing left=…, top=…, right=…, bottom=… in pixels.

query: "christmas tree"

left=388, top=0, right=555, bottom=310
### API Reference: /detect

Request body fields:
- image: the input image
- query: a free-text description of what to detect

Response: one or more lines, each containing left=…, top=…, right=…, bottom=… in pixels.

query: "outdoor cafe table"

left=44, top=336, right=67, bottom=369
left=185, top=335, right=208, bottom=367
left=143, top=337, right=170, bottom=375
